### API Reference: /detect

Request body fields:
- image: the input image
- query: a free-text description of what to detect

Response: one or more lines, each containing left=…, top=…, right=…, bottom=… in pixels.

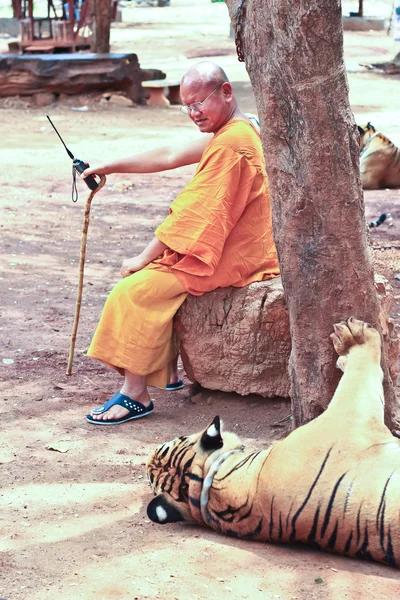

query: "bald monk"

left=83, top=61, right=280, bottom=425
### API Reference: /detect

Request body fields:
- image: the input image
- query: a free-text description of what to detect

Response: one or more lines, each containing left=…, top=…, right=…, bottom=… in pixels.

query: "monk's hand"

left=121, top=255, right=147, bottom=278
left=82, top=162, right=108, bottom=178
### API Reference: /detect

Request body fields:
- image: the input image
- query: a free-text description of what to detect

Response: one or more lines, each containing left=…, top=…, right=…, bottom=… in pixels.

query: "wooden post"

left=12, top=0, right=22, bottom=19
left=93, top=0, right=112, bottom=53
left=28, top=0, right=34, bottom=41
left=67, top=0, right=75, bottom=49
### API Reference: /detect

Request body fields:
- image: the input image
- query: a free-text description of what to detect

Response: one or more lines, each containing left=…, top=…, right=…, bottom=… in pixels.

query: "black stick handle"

left=73, top=158, right=99, bottom=190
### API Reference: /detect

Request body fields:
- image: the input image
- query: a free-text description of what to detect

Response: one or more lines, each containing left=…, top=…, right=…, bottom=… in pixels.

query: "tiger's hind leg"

left=326, top=317, right=385, bottom=427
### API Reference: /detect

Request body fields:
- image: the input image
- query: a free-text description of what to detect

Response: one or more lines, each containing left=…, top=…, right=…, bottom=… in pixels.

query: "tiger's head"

left=146, top=416, right=242, bottom=525
left=358, top=122, right=376, bottom=152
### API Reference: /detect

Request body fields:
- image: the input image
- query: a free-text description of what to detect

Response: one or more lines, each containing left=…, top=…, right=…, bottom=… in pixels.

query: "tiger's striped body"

left=147, top=318, right=400, bottom=567
left=358, top=122, right=400, bottom=189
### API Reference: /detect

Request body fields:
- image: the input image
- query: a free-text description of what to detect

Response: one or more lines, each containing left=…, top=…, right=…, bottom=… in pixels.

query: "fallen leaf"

left=46, top=444, right=69, bottom=453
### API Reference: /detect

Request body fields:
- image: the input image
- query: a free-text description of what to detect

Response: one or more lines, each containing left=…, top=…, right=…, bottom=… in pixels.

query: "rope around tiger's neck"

left=360, top=131, right=382, bottom=156
left=200, top=446, right=244, bottom=525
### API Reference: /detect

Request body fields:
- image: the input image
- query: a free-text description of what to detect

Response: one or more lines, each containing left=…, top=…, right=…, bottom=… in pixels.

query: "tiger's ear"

left=357, top=125, right=364, bottom=135
left=200, top=416, right=223, bottom=452
left=147, top=495, right=184, bottom=524
left=367, top=122, right=376, bottom=132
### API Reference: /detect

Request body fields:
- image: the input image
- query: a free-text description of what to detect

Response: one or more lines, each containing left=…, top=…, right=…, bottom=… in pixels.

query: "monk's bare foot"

left=89, top=390, right=151, bottom=422
left=90, top=404, right=129, bottom=422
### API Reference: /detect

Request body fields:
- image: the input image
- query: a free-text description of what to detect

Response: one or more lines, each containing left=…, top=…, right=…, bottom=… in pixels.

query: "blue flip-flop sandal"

left=86, top=392, right=154, bottom=425
left=164, top=379, right=184, bottom=391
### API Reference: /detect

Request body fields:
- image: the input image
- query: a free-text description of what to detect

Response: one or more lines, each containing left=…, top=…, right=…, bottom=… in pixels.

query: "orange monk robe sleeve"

left=154, top=144, right=258, bottom=278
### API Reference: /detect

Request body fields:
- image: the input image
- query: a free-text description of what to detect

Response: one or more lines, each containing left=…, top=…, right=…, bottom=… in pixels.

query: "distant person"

left=83, top=61, right=279, bottom=425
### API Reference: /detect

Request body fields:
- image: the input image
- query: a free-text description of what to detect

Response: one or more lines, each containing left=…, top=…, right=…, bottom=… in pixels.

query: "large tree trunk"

left=93, top=0, right=111, bottom=53
left=225, top=0, right=399, bottom=430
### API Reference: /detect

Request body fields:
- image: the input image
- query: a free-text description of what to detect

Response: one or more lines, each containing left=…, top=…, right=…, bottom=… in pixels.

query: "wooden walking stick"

left=66, top=175, right=106, bottom=376
left=44, top=115, right=107, bottom=375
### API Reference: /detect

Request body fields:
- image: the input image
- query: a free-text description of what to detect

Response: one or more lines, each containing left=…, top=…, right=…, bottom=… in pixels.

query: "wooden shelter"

left=12, top=0, right=108, bottom=53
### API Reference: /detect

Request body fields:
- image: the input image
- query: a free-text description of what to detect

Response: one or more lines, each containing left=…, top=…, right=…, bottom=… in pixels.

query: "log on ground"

left=0, top=53, right=165, bottom=102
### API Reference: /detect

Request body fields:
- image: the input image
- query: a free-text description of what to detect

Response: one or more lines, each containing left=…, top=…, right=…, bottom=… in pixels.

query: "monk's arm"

left=121, top=237, right=169, bottom=278
left=83, top=135, right=212, bottom=177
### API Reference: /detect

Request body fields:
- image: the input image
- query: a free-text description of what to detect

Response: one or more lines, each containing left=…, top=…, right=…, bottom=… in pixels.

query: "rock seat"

left=175, top=277, right=291, bottom=398
left=175, top=274, right=398, bottom=398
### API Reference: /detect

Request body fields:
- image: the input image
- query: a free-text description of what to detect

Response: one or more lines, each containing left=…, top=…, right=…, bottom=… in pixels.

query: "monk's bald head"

left=181, top=62, right=229, bottom=89
left=180, top=62, right=239, bottom=134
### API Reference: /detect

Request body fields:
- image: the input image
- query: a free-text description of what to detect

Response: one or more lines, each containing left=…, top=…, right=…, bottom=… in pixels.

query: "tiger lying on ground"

left=358, top=122, right=400, bottom=189
left=147, top=317, right=400, bottom=568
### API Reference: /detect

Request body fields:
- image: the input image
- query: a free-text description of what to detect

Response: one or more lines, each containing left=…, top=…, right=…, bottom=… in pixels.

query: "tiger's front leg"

left=326, top=316, right=385, bottom=429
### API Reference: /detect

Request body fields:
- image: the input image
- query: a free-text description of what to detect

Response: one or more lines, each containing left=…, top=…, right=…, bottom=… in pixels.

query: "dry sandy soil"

left=1, top=1, right=400, bottom=599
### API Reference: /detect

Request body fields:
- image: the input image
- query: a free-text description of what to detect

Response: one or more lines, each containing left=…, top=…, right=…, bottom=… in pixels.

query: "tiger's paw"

left=330, top=317, right=381, bottom=371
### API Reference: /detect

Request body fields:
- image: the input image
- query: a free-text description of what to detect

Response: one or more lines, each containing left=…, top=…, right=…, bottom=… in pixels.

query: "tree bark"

left=225, top=0, right=399, bottom=430
left=93, top=0, right=111, bottom=53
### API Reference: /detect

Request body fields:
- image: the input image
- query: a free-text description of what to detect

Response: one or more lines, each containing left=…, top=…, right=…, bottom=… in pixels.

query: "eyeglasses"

left=180, top=83, right=224, bottom=114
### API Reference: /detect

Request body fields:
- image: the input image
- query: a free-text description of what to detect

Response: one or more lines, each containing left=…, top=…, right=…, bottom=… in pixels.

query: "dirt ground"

left=1, top=1, right=400, bottom=598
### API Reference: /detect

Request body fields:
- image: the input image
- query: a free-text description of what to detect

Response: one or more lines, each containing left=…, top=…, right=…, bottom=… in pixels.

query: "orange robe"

left=87, top=269, right=187, bottom=387
left=154, top=119, right=279, bottom=294
left=88, top=119, right=279, bottom=387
